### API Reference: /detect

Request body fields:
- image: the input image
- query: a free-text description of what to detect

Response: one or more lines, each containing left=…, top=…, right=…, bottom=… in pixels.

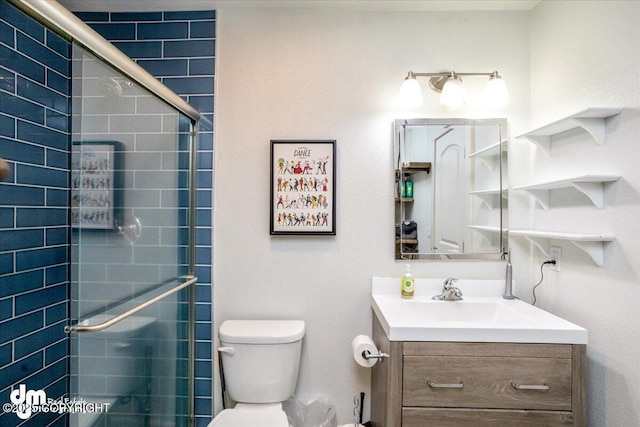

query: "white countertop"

left=371, top=277, right=587, bottom=344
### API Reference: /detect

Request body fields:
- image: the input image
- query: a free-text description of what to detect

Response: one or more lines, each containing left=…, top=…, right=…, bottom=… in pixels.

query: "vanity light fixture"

left=398, top=70, right=509, bottom=109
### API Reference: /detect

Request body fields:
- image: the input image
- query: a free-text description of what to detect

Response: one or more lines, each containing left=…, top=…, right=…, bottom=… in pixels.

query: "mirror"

left=394, top=118, right=507, bottom=260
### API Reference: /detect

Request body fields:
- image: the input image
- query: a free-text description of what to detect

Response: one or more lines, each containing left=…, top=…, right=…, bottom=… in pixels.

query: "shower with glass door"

left=67, top=47, right=198, bottom=427
left=6, top=1, right=203, bottom=425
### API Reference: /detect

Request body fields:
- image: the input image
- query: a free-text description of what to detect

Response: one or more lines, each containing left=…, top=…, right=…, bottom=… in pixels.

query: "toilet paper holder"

left=362, top=350, right=389, bottom=362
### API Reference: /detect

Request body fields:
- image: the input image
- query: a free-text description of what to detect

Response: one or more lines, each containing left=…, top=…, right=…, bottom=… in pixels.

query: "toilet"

left=209, top=319, right=306, bottom=427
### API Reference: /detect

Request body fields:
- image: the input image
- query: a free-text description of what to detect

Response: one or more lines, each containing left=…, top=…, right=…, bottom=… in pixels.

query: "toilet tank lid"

left=219, top=320, right=305, bottom=344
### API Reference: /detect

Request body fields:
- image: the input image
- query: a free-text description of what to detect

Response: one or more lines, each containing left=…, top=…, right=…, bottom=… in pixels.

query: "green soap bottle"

left=401, top=264, right=414, bottom=298
left=405, top=180, right=413, bottom=198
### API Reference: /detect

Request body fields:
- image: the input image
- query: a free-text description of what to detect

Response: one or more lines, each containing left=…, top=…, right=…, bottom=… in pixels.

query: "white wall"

left=522, top=2, right=640, bottom=425
left=214, top=8, right=529, bottom=421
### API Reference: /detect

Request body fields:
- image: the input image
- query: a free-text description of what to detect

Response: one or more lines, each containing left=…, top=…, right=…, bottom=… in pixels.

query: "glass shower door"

left=69, top=44, right=195, bottom=427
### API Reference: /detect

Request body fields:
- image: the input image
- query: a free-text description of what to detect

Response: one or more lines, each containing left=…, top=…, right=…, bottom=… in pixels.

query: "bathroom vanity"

left=369, top=278, right=587, bottom=427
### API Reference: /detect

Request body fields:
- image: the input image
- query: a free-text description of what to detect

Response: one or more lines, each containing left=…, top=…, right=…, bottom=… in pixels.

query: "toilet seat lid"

left=209, top=409, right=288, bottom=426
left=219, top=320, right=305, bottom=344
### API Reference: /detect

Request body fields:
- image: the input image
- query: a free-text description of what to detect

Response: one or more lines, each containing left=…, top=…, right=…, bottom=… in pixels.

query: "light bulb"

left=398, top=76, right=423, bottom=109
left=440, top=75, right=466, bottom=109
left=484, top=73, right=509, bottom=108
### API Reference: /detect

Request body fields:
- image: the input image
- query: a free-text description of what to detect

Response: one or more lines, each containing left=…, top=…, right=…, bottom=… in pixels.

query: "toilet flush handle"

left=218, top=347, right=235, bottom=356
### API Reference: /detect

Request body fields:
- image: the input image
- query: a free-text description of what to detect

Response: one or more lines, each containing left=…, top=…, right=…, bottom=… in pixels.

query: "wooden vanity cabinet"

left=371, top=315, right=586, bottom=427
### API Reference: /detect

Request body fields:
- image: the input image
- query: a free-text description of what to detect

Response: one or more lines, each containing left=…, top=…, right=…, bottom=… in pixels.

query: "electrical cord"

left=532, top=260, right=557, bottom=305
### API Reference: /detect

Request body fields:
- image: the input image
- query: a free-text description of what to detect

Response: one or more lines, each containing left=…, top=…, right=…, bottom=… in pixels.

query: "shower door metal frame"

left=7, top=0, right=201, bottom=122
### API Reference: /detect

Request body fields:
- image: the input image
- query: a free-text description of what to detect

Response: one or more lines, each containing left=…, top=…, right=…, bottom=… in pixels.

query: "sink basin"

left=403, top=299, right=536, bottom=324
left=371, top=277, right=587, bottom=344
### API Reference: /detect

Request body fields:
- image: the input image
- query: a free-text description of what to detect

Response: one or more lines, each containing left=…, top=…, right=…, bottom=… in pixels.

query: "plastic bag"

left=283, top=397, right=337, bottom=427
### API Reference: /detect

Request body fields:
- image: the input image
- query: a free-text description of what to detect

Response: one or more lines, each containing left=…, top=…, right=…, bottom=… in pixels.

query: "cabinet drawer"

left=402, top=408, right=574, bottom=427
left=403, top=355, right=572, bottom=410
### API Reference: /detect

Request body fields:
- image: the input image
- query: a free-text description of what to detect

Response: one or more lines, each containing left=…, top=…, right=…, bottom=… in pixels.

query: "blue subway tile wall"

left=76, top=10, right=215, bottom=425
left=0, top=2, right=70, bottom=427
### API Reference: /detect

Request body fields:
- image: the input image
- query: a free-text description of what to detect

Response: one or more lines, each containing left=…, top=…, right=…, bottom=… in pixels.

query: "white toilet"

left=209, top=319, right=306, bottom=427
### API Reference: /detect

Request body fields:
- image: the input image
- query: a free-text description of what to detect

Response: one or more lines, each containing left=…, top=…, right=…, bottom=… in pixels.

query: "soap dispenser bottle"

left=401, top=264, right=414, bottom=298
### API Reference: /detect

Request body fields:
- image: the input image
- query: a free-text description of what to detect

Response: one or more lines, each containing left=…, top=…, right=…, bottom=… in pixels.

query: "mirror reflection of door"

left=433, top=128, right=467, bottom=253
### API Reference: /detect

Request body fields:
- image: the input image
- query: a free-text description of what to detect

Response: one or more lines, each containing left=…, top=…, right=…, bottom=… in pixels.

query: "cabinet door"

left=403, top=355, right=572, bottom=410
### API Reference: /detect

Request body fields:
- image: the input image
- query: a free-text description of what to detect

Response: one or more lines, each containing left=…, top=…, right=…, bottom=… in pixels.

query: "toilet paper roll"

left=352, top=335, right=379, bottom=368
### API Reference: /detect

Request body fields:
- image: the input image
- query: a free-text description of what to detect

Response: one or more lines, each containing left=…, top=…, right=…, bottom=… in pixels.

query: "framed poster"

left=270, top=140, right=336, bottom=235
left=71, top=141, right=123, bottom=230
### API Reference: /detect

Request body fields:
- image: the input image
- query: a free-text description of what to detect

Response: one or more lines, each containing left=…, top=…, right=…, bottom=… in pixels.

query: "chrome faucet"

left=432, top=278, right=463, bottom=301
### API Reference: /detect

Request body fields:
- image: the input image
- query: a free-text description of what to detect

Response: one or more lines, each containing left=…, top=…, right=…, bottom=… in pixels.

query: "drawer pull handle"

left=427, top=381, right=464, bottom=389
left=511, top=381, right=550, bottom=391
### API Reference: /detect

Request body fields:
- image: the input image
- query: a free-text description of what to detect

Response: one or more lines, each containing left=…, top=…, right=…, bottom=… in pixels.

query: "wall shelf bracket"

left=571, top=240, right=607, bottom=267
left=522, top=135, right=552, bottom=157
left=510, top=229, right=614, bottom=267
left=469, top=189, right=505, bottom=210
left=571, top=117, right=607, bottom=145
left=571, top=181, right=606, bottom=209
left=469, top=225, right=504, bottom=243
left=523, top=188, right=550, bottom=210
left=468, top=140, right=507, bottom=172
left=522, top=234, right=550, bottom=257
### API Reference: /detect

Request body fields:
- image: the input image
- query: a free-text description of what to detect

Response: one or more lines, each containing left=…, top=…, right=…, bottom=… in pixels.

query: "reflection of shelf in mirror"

left=396, top=238, right=419, bottom=244
left=510, top=229, right=615, bottom=267
left=395, top=197, right=414, bottom=203
left=516, top=107, right=623, bottom=156
left=470, top=225, right=505, bottom=240
left=469, top=225, right=504, bottom=233
left=513, top=174, right=620, bottom=209
left=396, top=238, right=419, bottom=260
left=468, top=140, right=507, bottom=171
left=468, top=188, right=507, bottom=209
left=396, top=162, right=431, bottom=176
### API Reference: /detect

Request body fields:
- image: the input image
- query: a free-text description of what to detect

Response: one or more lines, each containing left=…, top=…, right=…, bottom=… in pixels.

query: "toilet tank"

left=219, top=320, right=305, bottom=404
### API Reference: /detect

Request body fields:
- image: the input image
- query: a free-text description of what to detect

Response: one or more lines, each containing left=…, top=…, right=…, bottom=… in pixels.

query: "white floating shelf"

left=513, top=174, right=620, bottom=209
left=468, top=140, right=507, bottom=171
left=510, top=229, right=615, bottom=267
left=469, top=188, right=507, bottom=209
left=516, top=107, right=622, bottom=156
left=469, top=225, right=504, bottom=232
